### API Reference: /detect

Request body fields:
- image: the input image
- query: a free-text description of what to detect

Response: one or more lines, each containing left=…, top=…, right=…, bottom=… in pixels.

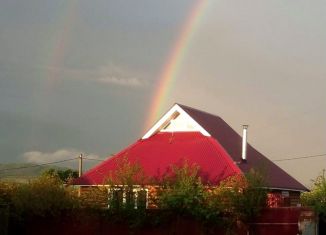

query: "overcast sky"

left=0, top=0, right=325, bottom=186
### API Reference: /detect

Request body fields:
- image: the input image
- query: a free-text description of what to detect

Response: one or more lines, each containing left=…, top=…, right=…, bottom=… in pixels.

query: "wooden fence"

left=3, top=207, right=317, bottom=235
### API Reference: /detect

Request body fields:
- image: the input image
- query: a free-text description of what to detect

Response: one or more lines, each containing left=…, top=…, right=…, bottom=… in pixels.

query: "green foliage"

left=41, top=168, right=78, bottom=183
left=0, top=182, right=17, bottom=205
left=104, top=156, right=149, bottom=228
left=5, top=175, right=80, bottom=218
left=159, top=164, right=267, bottom=231
left=240, top=171, right=267, bottom=221
left=106, top=156, right=147, bottom=186
left=159, top=162, right=206, bottom=218
left=301, top=170, right=326, bottom=218
left=0, top=163, right=72, bottom=183
left=211, top=170, right=267, bottom=225
left=105, top=156, right=147, bottom=210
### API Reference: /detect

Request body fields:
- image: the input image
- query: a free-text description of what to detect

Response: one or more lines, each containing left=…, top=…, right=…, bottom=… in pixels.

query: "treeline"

left=0, top=164, right=77, bottom=182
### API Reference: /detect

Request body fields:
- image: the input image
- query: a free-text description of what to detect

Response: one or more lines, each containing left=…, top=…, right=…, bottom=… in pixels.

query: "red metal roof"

left=74, top=132, right=241, bottom=185
left=74, top=104, right=307, bottom=191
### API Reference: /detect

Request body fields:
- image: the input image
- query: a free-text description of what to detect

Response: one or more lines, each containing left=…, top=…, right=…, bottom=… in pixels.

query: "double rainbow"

left=144, top=0, right=209, bottom=130
left=43, top=1, right=209, bottom=131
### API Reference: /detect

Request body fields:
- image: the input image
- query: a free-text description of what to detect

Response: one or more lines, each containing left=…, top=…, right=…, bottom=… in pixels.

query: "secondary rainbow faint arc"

left=144, top=0, right=209, bottom=130
left=33, top=1, right=77, bottom=117
left=46, top=0, right=78, bottom=90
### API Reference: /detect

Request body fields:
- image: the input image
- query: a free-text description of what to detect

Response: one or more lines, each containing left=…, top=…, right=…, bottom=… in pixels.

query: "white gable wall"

left=142, top=104, right=210, bottom=139
left=161, top=111, right=200, bottom=132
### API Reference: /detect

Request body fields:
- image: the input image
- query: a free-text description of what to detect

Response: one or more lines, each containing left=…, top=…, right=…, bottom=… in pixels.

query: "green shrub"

left=301, top=170, right=326, bottom=219
left=158, top=164, right=266, bottom=232
left=41, top=168, right=78, bottom=183
left=10, top=175, right=80, bottom=218
left=158, top=162, right=207, bottom=218
left=208, top=170, right=266, bottom=230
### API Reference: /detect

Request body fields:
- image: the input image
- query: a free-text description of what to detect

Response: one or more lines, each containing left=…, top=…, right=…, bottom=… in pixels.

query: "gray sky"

left=0, top=0, right=325, bottom=186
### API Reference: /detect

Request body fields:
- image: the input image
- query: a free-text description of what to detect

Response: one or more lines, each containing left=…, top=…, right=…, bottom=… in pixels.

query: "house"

left=74, top=103, right=307, bottom=208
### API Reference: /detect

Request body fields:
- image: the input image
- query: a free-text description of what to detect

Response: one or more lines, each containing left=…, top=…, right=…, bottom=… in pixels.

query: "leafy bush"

left=0, top=182, right=17, bottom=205
left=159, top=163, right=266, bottom=231
left=215, top=171, right=267, bottom=222
left=103, top=156, right=149, bottom=228
left=41, top=168, right=78, bottom=183
left=105, top=155, right=148, bottom=186
left=301, top=170, right=326, bottom=219
left=10, top=175, right=80, bottom=218
left=0, top=175, right=82, bottom=234
left=158, top=162, right=206, bottom=218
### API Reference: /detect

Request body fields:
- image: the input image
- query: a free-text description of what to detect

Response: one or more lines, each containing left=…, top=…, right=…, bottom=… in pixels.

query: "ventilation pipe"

left=241, top=125, right=248, bottom=163
left=78, top=153, right=83, bottom=177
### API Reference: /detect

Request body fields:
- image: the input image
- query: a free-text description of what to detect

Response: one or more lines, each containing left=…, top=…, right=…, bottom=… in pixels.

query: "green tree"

left=225, top=170, right=266, bottom=222
left=41, top=168, right=78, bottom=183
left=301, top=170, right=326, bottom=219
left=106, top=156, right=147, bottom=186
left=105, top=156, right=148, bottom=210
left=158, top=164, right=267, bottom=233
left=104, top=156, right=149, bottom=228
left=10, top=175, right=80, bottom=218
left=158, top=162, right=206, bottom=218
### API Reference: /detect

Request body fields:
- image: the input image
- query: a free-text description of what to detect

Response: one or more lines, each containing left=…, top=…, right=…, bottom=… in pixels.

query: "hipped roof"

left=74, top=103, right=307, bottom=191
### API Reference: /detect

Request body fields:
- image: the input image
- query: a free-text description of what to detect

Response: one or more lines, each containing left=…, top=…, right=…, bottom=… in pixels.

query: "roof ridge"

left=176, top=103, right=223, bottom=119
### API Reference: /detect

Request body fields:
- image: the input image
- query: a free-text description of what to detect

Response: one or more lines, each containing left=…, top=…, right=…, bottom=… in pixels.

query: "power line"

left=273, top=153, right=326, bottom=162
left=1, top=151, right=325, bottom=174
left=0, top=156, right=106, bottom=175
left=0, top=158, right=78, bottom=173
left=83, top=157, right=106, bottom=162
left=85, top=154, right=326, bottom=163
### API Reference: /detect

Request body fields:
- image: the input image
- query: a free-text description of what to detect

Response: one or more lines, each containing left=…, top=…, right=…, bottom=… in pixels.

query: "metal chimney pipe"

left=78, top=153, right=83, bottom=177
left=241, top=125, right=248, bottom=163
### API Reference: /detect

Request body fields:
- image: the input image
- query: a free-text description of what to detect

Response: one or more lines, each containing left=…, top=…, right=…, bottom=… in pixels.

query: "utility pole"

left=78, top=154, right=83, bottom=197
left=78, top=153, right=83, bottom=177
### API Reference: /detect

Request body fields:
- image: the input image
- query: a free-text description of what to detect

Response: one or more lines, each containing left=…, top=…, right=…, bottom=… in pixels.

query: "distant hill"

left=0, top=163, right=70, bottom=182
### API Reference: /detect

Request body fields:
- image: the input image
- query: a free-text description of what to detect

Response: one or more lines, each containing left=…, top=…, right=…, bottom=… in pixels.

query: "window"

left=108, top=187, right=148, bottom=209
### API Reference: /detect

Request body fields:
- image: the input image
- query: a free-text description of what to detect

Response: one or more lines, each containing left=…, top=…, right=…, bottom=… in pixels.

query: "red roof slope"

left=74, top=132, right=241, bottom=185
left=177, top=104, right=307, bottom=191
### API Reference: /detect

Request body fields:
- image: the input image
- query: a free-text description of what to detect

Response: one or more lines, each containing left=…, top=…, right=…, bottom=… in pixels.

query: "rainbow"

left=32, top=1, right=78, bottom=117
left=46, top=0, right=78, bottom=90
left=144, top=0, right=210, bottom=130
